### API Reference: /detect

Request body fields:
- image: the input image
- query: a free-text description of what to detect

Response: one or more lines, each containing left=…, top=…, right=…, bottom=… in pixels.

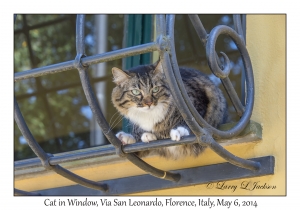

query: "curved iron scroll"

left=14, top=14, right=261, bottom=194
left=159, top=15, right=260, bottom=170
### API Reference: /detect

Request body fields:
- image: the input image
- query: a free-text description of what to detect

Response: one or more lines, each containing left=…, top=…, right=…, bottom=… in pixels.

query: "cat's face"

left=111, top=62, right=171, bottom=117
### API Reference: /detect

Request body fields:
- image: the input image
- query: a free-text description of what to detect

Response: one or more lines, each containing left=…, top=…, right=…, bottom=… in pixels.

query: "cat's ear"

left=153, top=60, right=164, bottom=75
left=112, top=67, right=130, bottom=85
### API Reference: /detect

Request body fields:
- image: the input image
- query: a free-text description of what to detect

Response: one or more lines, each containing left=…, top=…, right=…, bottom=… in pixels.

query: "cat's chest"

left=127, top=103, right=168, bottom=132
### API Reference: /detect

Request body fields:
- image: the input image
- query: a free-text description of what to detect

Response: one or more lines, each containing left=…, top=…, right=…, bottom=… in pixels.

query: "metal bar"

left=203, top=134, right=260, bottom=171
left=155, top=14, right=166, bottom=38
left=14, top=59, right=74, bottom=82
left=164, top=15, right=260, bottom=171
left=75, top=15, right=180, bottom=182
left=52, top=164, right=108, bottom=191
left=14, top=42, right=159, bottom=82
left=33, top=156, right=274, bottom=196
left=206, top=25, right=255, bottom=132
left=14, top=97, right=108, bottom=191
left=188, top=14, right=223, bottom=70
left=14, top=99, right=49, bottom=161
left=188, top=14, right=245, bottom=116
left=242, top=15, right=247, bottom=42
left=188, top=14, right=208, bottom=46
left=241, top=14, right=247, bottom=105
left=221, top=77, right=245, bottom=115
left=21, top=14, right=65, bottom=155
left=232, top=14, right=247, bottom=111
left=15, top=120, right=262, bottom=171
left=22, top=17, right=62, bottom=149
left=165, top=15, right=234, bottom=138
left=169, top=15, right=254, bottom=139
left=13, top=137, right=200, bottom=170
left=206, top=49, right=245, bottom=116
left=15, top=146, right=116, bottom=170
left=233, top=14, right=245, bottom=44
left=184, top=16, right=203, bottom=61
left=162, top=46, right=203, bottom=138
left=15, top=75, right=111, bottom=100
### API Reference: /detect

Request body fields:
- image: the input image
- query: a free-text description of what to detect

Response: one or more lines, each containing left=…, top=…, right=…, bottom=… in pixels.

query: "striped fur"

left=111, top=61, right=227, bottom=159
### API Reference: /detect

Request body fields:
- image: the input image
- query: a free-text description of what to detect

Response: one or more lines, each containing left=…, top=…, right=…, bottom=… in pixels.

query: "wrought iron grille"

left=14, top=14, right=264, bottom=195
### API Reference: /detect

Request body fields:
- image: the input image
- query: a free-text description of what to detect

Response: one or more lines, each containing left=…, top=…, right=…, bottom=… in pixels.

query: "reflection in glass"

left=14, top=14, right=244, bottom=161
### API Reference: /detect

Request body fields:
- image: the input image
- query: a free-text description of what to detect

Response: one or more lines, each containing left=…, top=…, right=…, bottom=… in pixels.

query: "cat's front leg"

left=116, top=131, right=136, bottom=145
left=141, top=132, right=157, bottom=143
left=170, top=126, right=189, bottom=141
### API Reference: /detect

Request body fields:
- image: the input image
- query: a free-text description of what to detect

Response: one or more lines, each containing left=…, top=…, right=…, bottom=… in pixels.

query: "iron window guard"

left=14, top=14, right=266, bottom=195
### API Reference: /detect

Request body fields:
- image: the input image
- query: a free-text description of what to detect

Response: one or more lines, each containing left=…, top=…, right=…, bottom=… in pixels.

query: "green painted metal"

left=122, top=15, right=153, bottom=133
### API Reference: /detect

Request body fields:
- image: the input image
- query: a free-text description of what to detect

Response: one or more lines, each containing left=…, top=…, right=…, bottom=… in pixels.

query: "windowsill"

left=15, top=120, right=262, bottom=178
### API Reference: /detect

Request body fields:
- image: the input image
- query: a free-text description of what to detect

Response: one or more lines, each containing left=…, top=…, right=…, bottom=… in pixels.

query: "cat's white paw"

left=170, top=127, right=189, bottom=141
left=116, top=131, right=136, bottom=145
left=141, top=132, right=157, bottom=143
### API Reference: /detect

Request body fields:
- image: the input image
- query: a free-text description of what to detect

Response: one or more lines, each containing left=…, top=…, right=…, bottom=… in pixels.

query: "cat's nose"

left=143, top=97, right=153, bottom=107
left=145, top=101, right=153, bottom=107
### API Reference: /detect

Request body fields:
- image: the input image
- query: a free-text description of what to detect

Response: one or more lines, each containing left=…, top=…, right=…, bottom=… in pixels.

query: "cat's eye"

left=152, top=86, right=160, bottom=93
left=131, top=89, right=141, bottom=95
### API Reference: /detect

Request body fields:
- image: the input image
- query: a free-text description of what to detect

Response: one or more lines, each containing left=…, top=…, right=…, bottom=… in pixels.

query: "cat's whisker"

left=108, top=112, right=122, bottom=126
left=109, top=114, right=123, bottom=128
left=107, top=113, right=123, bottom=132
left=105, top=115, right=124, bottom=135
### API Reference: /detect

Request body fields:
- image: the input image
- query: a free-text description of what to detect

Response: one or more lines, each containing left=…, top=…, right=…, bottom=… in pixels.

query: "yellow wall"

left=15, top=15, right=286, bottom=196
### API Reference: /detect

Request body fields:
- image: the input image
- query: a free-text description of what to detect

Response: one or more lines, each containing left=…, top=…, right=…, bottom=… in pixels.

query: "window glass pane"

left=14, top=14, right=244, bottom=161
left=14, top=14, right=125, bottom=161
left=28, top=15, right=77, bottom=66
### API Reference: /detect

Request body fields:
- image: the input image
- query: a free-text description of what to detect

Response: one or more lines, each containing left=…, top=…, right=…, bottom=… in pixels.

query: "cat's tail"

left=202, top=80, right=227, bottom=128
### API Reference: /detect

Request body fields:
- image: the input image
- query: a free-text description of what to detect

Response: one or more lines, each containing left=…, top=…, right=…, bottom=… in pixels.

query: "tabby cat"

left=111, top=61, right=226, bottom=159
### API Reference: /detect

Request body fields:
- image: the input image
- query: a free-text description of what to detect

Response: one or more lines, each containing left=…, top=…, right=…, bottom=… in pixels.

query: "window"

left=14, top=14, right=272, bottom=196
left=14, top=14, right=244, bottom=160
left=14, top=15, right=125, bottom=160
